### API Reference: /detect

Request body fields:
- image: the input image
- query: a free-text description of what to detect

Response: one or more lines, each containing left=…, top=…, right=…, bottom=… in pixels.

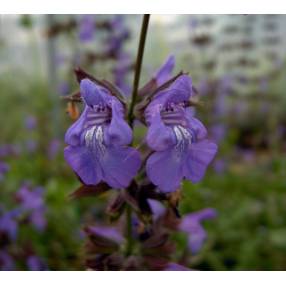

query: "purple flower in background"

left=154, top=55, right=175, bottom=86
left=78, top=15, right=95, bottom=42
left=17, top=186, right=44, bottom=210
left=0, top=161, right=10, bottom=181
left=0, top=209, right=20, bottom=241
left=179, top=208, right=217, bottom=254
left=112, top=53, right=132, bottom=95
left=17, top=186, right=46, bottom=231
left=58, top=81, right=70, bottom=96
left=145, top=75, right=217, bottom=192
left=64, top=79, right=141, bottom=188
left=210, top=124, right=226, bottom=144
left=214, top=76, right=232, bottom=117
left=0, top=145, right=10, bottom=158
left=29, top=210, right=46, bottom=232
left=197, top=78, right=210, bottom=97
left=48, top=139, right=61, bottom=159
left=0, top=251, right=15, bottom=271
left=0, top=144, right=21, bottom=158
left=110, top=15, right=124, bottom=30
left=24, top=116, right=37, bottom=130
left=164, top=262, right=192, bottom=271
left=106, top=16, right=129, bottom=56
left=26, top=255, right=47, bottom=271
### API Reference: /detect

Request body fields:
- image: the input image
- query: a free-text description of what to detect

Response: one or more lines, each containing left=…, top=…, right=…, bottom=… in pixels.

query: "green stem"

left=125, top=14, right=150, bottom=256
left=128, top=14, right=150, bottom=127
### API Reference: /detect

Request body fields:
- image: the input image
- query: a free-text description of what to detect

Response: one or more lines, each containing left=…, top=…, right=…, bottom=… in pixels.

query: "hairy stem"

left=128, top=14, right=150, bottom=127
left=125, top=14, right=150, bottom=256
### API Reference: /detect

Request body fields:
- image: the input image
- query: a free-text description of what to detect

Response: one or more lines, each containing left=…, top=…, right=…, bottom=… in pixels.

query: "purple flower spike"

left=78, top=15, right=95, bottom=42
left=0, top=209, right=20, bottom=241
left=64, top=79, right=141, bottom=189
left=179, top=208, right=217, bottom=254
left=154, top=55, right=175, bottom=86
left=24, top=116, right=37, bottom=130
left=145, top=75, right=217, bottom=192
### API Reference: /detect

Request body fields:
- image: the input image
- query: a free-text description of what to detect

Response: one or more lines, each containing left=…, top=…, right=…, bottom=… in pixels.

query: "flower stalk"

left=128, top=14, right=150, bottom=127
left=125, top=14, right=150, bottom=256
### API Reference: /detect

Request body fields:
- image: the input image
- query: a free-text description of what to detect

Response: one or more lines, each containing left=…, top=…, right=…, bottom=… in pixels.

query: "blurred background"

left=1, top=14, right=286, bottom=270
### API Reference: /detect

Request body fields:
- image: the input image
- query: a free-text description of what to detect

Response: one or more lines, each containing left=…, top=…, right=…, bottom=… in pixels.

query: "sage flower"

left=64, top=79, right=141, bottom=188
left=145, top=75, right=217, bottom=192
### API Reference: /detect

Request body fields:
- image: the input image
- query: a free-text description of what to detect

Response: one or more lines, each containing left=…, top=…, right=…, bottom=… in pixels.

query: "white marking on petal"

left=173, top=125, right=192, bottom=158
left=84, top=126, right=106, bottom=156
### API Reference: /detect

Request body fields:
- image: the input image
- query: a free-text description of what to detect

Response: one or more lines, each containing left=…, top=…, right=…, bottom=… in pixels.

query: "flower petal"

left=160, top=74, right=193, bottom=104
left=65, top=106, right=88, bottom=146
left=80, top=79, right=110, bottom=107
left=154, top=55, right=175, bottom=86
left=64, top=145, right=103, bottom=185
left=183, top=140, right=217, bottom=183
left=101, top=146, right=141, bottom=189
left=187, top=225, right=207, bottom=254
left=187, top=116, right=208, bottom=140
left=147, top=75, right=193, bottom=111
left=146, top=113, right=176, bottom=151
left=105, top=99, right=132, bottom=145
left=146, top=148, right=183, bottom=192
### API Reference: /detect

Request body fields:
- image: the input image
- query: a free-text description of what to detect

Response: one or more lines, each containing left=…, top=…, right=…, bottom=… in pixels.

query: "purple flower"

left=0, top=144, right=21, bottom=158
left=106, top=16, right=129, bottom=56
left=17, top=186, right=46, bottom=231
left=0, top=209, right=20, bottom=241
left=29, top=209, right=46, bottom=232
left=17, top=186, right=45, bottom=210
left=0, top=161, right=10, bottom=181
left=197, top=78, right=210, bottom=97
left=164, top=262, right=192, bottom=271
left=58, top=81, right=70, bottom=96
left=24, top=116, right=37, bottom=130
left=26, top=255, right=47, bottom=271
left=210, top=124, right=226, bottom=143
left=214, top=76, right=232, bottom=117
left=78, top=15, right=95, bottom=42
left=0, top=251, right=15, bottom=271
left=48, top=139, right=61, bottom=159
left=64, top=79, right=141, bottom=188
left=179, top=208, right=217, bottom=254
left=144, top=75, right=217, bottom=192
left=153, top=55, right=175, bottom=86
left=112, top=53, right=132, bottom=95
